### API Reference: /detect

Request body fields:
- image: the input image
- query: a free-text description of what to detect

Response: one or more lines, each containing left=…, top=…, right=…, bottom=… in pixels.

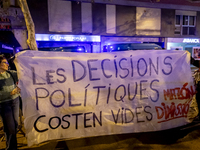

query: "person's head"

left=0, top=55, right=9, bottom=73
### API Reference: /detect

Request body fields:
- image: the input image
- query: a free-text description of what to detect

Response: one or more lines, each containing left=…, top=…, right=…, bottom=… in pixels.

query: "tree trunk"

left=18, top=0, right=38, bottom=50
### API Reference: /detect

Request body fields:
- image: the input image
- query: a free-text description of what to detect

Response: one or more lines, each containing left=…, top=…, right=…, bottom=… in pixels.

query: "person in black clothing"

left=191, top=56, right=200, bottom=68
left=8, top=56, right=17, bottom=71
left=191, top=56, right=200, bottom=120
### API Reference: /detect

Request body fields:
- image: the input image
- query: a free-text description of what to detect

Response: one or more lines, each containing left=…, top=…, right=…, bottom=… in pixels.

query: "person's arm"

left=10, top=87, right=20, bottom=95
left=0, top=86, right=20, bottom=100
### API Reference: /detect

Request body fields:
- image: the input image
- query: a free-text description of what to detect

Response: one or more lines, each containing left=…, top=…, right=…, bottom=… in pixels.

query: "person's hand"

left=10, top=87, right=21, bottom=95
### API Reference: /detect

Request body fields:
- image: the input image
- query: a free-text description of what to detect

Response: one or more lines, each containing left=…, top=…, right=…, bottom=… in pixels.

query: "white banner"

left=15, top=50, right=195, bottom=146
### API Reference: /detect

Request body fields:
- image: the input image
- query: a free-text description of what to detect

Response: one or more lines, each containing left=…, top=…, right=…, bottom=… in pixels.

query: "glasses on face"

left=1, top=62, right=9, bottom=65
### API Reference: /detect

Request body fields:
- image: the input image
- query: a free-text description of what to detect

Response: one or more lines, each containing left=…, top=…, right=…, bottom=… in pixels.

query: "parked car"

left=103, top=43, right=162, bottom=52
left=38, top=46, right=86, bottom=53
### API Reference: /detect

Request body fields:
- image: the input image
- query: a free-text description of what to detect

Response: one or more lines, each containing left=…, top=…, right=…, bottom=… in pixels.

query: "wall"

left=196, top=11, right=200, bottom=37
left=27, top=0, right=49, bottom=34
left=27, top=0, right=200, bottom=50
left=27, top=1, right=167, bottom=37
left=116, top=5, right=136, bottom=36
left=136, top=7, right=161, bottom=36
left=0, top=7, right=27, bottom=50
left=161, top=9, right=175, bottom=37
left=92, top=3, right=106, bottom=35
left=72, top=2, right=82, bottom=34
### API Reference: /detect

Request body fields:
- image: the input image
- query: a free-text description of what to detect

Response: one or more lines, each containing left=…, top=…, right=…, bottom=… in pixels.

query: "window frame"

left=175, top=14, right=196, bottom=35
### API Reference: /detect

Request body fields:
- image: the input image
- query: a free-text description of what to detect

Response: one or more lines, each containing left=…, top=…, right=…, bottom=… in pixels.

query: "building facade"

left=2, top=0, right=200, bottom=54
left=0, top=0, right=27, bottom=54
left=25, top=0, right=200, bottom=53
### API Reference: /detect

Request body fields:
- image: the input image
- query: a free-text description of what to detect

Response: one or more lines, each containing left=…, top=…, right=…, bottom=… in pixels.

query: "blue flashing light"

left=77, top=47, right=83, bottom=51
left=2, top=44, right=14, bottom=50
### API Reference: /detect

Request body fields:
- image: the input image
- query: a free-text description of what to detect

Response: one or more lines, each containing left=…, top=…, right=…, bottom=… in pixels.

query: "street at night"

left=1, top=119, right=200, bottom=149
left=1, top=0, right=200, bottom=150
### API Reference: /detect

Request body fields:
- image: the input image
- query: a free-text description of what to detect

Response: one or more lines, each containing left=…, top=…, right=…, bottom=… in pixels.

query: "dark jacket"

left=191, top=56, right=200, bottom=68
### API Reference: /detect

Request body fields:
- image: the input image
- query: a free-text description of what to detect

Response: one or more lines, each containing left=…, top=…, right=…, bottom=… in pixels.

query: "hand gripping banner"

left=14, top=50, right=195, bottom=146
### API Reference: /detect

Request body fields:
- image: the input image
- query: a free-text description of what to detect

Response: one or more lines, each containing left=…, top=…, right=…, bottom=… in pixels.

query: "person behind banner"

left=0, top=55, right=21, bottom=150
left=194, top=48, right=198, bottom=59
left=190, top=54, right=200, bottom=121
left=7, top=55, right=23, bottom=112
left=191, top=56, right=200, bottom=68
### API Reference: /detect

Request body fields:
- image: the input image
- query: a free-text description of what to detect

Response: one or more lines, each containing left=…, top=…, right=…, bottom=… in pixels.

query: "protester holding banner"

left=0, top=55, right=20, bottom=150
left=14, top=50, right=195, bottom=146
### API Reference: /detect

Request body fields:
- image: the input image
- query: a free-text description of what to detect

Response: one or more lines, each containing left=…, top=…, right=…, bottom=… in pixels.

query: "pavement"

left=1, top=117, right=200, bottom=150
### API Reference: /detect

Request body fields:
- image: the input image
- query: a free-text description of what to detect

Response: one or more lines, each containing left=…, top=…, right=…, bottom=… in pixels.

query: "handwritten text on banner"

left=15, top=50, right=194, bottom=146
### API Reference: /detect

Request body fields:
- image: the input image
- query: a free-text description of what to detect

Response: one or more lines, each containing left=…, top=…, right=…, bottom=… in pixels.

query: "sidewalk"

left=1, top=119, right=200, bottom=150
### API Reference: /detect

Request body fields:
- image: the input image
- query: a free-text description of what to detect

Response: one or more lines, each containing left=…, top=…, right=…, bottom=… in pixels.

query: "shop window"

left=175, top=15, right=196, bottom=35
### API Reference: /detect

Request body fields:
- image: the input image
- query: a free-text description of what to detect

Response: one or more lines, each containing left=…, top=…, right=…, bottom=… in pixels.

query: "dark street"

left=1, top=120, right=200, bottom=150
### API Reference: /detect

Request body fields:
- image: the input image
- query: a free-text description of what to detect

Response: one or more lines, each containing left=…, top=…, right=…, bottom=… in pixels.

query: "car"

left=103, top=43, right=162, bottom=52
left=38, top=46, right=86, bottom=53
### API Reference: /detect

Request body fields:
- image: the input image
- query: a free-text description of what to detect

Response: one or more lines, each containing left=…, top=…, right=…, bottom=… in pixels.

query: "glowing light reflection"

left=35, top=34, right=101, bottom=42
